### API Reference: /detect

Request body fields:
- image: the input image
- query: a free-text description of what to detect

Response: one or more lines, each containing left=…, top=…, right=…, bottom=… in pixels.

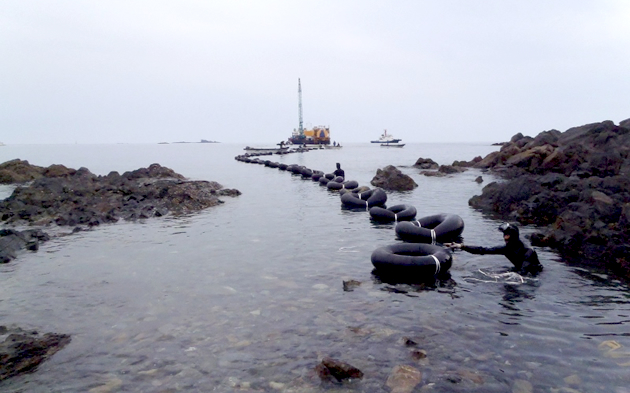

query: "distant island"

left=159, top=139, right=219, bottom=144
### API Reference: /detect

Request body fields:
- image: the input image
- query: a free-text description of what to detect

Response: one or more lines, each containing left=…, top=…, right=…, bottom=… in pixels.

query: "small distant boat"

left=371, top=129, right=402, bottom=144
left=244, top=146, right=291, bottom=154
left=380, top=142, right=405, bottom=148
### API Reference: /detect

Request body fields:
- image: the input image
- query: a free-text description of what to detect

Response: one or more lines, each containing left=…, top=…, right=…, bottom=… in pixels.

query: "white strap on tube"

left=416, top=220, right=422, bottom=227
left=394, top=213, right=398, bottom=221
left=431, top=229, right=436, bottom=244
left=431, top=255, right=441, bottom=275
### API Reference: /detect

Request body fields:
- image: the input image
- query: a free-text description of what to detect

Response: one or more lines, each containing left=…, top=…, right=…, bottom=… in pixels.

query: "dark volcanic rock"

left=371, top=165, right=418, bottom=191
left=467, top=117, right=630, bottom=278
left=453, top=156, right=483, bottom=167
left=0, top=325, right=71, bottom=381
left=413, top=157, right=439, bottom=169
left=420, top=164, right=467, bottom=177
left=315, top=357, right=364, bottom=382
left=0, top=159, right=45, bottom=184
left=0, top=162, right=241, bottom=228
left=437, top=165, right=466, bottom=174
left=0, top=229, right=50, bottom=263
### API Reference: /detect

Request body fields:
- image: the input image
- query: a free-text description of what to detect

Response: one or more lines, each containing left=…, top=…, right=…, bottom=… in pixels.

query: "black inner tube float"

left=340, top=188, right=387, bottom=209
left=371, top=243, right=452, bottom=279
left=369, top=204, right=417, bottom=222
left=395, top=213, right=464, bottom=243
left=326, top=176, right=346, bottom=190
left=311, top=171, right=324, bottom=181
left=342, top=180, right=359, bottom=190
left=328, top=179, right=358, bottom=191
left=300, top=168, right=313, bottom=179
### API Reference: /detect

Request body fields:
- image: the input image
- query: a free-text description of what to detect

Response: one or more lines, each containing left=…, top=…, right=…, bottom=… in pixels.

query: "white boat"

left=380, top=142, right=405, bottom=148
left=244, top=146, right=290, bottom=154
left=371, top=129, right=402, bottom=144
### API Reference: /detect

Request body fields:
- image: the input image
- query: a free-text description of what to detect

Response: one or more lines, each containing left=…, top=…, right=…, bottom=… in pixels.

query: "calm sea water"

left=1, top=143, right=629, bottom=393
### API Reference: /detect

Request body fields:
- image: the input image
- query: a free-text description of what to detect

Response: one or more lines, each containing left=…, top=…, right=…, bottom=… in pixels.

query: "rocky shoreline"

left=0, top=160, right=241, bottom=264
left=0, top=160, right=241, bottom=381
left=456, top=117, right=630, bottom=278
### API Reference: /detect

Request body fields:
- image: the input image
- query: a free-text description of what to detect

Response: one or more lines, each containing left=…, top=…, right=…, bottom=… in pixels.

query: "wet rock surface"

left=0, top=159, right=46, bottom=184
left=0, top=161, right=241, bottom=263
left=461, top=117, right=630, bottom=278
left=421, top=164, right=468, bottom=177
left=1, top=162, right=240, bottom=227
left=385, top=364, right=422, bottom=393
left=315, top=357, right=364, bottom=383
left=0, top=325, right=71, bottom=382
left=413, top=157, right=439, bottom=169
left=371, top=165, right=418, bottom=191
left=0, top=228, right=49, bottom=263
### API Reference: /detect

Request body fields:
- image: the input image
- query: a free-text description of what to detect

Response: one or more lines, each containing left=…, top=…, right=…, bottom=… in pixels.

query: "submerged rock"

left=0, top=325, right=71, bottom=382
left=315, top=357, right=364, bottom=382
left=385, top=364, right=422, bottom=393
left=342, top=279, right=361, bottom=292
left=511, top=379, right=533, bottom=393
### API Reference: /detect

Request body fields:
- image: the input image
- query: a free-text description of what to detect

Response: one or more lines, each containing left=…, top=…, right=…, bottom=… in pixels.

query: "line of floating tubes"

left=234, top=151, right=456, bottom=278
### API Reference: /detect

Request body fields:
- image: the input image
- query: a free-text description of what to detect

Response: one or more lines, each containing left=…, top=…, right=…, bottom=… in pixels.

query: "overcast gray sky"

left=1, top=1, right=629, bottom=145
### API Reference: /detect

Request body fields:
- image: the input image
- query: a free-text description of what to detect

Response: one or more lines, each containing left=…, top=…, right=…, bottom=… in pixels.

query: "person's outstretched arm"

left=445, top=243, right=507, bottom=255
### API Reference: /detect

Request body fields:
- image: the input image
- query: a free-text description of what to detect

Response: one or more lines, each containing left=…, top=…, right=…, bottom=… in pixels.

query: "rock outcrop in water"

left=460, top=118, right=630, bottom=278
left=0, top=325, right=71, bottom=381
left=413, top=157, right=439, bottom=170
left=0, top=160, right=241, bottom=263
left=371, top=165, right=418, bottom=191
left=0, top=228, right=49, bottom=263
left=1, top=161, right=241, bottom=226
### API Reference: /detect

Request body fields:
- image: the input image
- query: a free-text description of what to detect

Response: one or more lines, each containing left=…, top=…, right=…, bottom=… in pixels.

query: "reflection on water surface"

left=1, top=143, right=629, bottom=392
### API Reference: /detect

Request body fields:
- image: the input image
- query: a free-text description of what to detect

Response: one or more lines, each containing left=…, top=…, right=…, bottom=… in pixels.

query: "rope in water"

left=465, top=269, right=537, bottom=285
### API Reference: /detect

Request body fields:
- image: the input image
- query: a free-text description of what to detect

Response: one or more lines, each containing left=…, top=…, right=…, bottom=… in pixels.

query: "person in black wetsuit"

left=333, top=163, right=345, bottom=179
left=445, top=223, right=543, bottom=275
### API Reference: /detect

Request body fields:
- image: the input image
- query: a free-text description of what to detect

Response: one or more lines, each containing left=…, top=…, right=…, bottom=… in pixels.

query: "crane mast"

left=298, top=78, right=304, bottom=136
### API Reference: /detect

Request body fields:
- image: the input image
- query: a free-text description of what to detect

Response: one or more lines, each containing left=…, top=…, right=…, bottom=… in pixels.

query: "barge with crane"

left=287, top=79, right=331, bottom=146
